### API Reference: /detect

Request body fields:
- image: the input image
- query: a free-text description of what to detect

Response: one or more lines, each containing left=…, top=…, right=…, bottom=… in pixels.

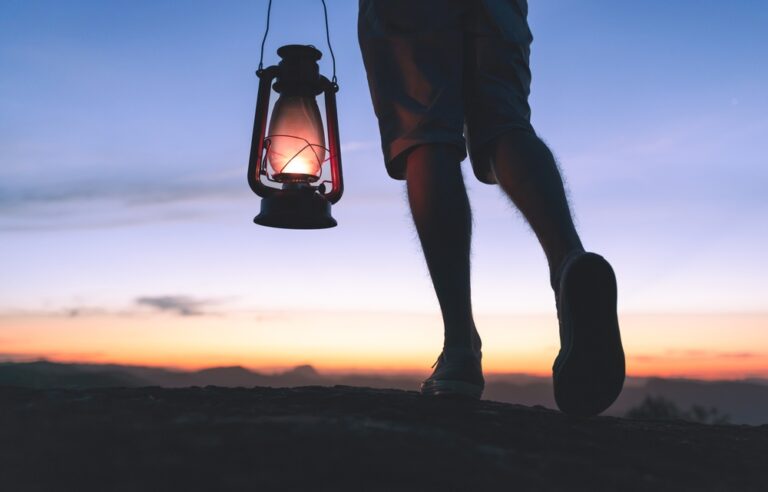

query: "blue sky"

left=1, top=1, right=767, bottom=370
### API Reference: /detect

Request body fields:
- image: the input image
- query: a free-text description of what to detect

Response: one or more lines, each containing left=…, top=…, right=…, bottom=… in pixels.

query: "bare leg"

left=490, top=130, right=624, bottom=416
left=490, top=130, right=585, bottom=287
left=404, top=144, right=481, bottom=352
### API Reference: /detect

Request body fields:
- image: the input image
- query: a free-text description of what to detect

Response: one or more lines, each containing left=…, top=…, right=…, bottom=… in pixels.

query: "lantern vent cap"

left=277, top=45, right=322, bottom=62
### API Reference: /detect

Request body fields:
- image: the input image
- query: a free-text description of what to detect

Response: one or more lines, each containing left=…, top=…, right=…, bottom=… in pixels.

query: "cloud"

left=632, top=350, right=762, bottom=362
left=666, top=350, right=760, bottom=359
left=135, top=296, right=214, bottom=316
left=0, top=210, right=213, bottom=232
left=0, top=300, right=235, bottom=319
left=0, top=172, right=249, bottom=231
left=0, top=178, right=245, bottom=211
left=0, top=307, right=114, bottom=319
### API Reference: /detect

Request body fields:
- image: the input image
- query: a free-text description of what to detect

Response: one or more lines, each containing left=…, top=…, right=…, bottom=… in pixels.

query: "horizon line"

left=2, top=356, right=767, bottom=383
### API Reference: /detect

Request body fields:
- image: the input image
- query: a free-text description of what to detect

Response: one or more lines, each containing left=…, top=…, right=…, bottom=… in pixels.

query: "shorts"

left=358, top=0, right=535, bottom=184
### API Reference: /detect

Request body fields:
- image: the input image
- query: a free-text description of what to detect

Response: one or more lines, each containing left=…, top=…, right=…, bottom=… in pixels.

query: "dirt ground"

left=1, top=385, right=767, bottom=491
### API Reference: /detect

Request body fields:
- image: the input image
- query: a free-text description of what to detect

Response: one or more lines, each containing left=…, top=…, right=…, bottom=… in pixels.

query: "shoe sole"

left=553, top=253, right=625, bottom=417
left=420, top=379, right=483, bottom=400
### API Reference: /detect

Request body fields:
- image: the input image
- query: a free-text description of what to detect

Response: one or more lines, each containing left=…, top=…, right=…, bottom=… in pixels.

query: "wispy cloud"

left=0, top=306, right=116, bottom=319
left=0, top=178, right=246, bottom=211
left=0, top=170, right=251, bottom=231
left=665, top=349, right=760, bottom=359
left=135, top=296, right=215, bottom=316
left=633, top=350, right=762, bottom=362
left=0, top=209, right=214, bottom=232
left=0, top=298, right=236, bottom=319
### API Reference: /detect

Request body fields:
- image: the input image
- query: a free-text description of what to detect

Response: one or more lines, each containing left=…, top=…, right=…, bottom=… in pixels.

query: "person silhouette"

left=358, top=0, right=625, bottom=417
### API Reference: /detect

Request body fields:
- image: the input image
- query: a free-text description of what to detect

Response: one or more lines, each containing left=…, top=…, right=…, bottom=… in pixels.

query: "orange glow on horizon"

left=1, top=311, right=766, bottom=380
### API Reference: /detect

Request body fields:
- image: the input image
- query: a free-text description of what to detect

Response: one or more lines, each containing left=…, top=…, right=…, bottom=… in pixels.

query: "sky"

left=1, top=0, right=767, bottom=378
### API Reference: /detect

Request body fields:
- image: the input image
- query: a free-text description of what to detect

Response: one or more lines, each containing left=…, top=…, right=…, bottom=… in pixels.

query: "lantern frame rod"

left=247, top=65, right=278, bottom=197
left=320, top=75, right=343, bottom=203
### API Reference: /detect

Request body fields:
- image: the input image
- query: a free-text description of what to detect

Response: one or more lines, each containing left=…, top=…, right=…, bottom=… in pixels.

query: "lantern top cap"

left=277, top=45, right=322, bottom=62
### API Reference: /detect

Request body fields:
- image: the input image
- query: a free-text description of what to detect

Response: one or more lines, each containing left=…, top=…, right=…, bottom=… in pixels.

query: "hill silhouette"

left=1, top=385, right=766, bottom=491
left=2, top=360, right=768, bottom=424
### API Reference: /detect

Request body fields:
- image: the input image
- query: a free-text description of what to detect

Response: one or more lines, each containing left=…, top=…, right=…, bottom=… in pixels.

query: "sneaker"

left=420, top=347, right=484, bottom=400
left=552, top=252, right=625, bottom=417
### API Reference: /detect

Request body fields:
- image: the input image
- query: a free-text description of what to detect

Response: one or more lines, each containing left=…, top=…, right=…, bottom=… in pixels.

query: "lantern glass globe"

left=266, top=95, right=326, bottom=181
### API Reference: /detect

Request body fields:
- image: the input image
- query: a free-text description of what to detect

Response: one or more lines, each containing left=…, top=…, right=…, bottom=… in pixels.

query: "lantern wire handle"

left=257, top=0, right=273, bottom=73
left=320, top=0, right=337, bottom=86
left=256, top=0, right=337, bottom=85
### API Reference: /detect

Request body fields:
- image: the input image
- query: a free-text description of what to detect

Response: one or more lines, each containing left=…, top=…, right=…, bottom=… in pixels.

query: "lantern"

left=247, top=45, right=343, bottom=229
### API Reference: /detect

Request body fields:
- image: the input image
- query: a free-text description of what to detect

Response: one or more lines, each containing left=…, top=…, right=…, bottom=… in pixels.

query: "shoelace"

left=430, top=353, right=443, bottom=369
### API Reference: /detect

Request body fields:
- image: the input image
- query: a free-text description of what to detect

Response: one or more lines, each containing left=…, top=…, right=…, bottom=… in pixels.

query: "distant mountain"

left=0, top=360, right=144, bottom=388
left=2, top=360, right=767, bottom=424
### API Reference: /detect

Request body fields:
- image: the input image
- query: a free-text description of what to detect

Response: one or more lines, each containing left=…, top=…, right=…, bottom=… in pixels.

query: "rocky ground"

left=1, top=385, right=767, bottom=491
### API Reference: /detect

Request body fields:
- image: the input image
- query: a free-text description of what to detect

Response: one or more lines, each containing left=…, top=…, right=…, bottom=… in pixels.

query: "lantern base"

left=254, top=188, right=337, bottom=229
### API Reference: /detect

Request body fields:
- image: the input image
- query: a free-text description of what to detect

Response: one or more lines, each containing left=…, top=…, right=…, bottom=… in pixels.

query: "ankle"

left=443, top=324, right=482, bottom=355
left=549, top=247, right=585, bottom=291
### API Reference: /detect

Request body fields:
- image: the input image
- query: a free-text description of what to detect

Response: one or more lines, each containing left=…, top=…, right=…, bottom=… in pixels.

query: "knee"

left=488, top=129, right=553, bottom=179
left=490, top=128, right=542, bottom=159
left=404, top=144, right=465, bottom=183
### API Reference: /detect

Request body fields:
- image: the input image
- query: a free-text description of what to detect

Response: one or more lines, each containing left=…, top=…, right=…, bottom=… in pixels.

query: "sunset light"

left=1, top=310, right=766, bottom=380
left=2, top=1, right=768, bottom=488
left=1, top=0, right=766, bottom=382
